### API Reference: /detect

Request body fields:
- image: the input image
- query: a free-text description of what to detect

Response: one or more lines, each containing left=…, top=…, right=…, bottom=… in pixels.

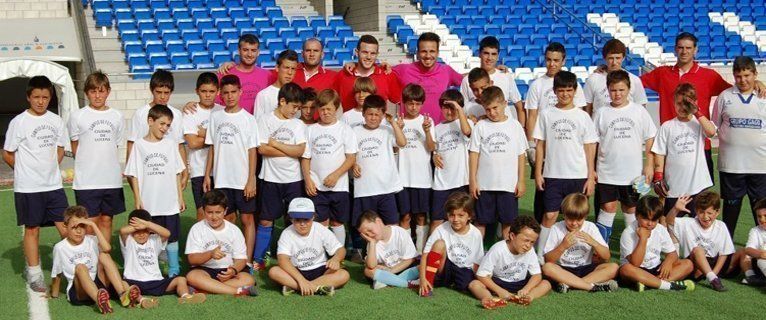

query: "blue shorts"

left=492, top=276, right=530, bottom=293
left=475, top=191, right=518, bottom=225
left=596, top=183, right=639, bottom=207
left=433, top=258, right=474, bottom=291
left=396, top=187, right=431, bottom=214
left=218, top=187, right=256, bottom=215
left=542, top=178, right=586, bottom=213
left=74, top=188, right=125, bottom=216
left=720, top=172, right=766, bottom=200
left=68, top=276, right=117, bottom=306
left=14, top=189, right=68, bottom=227
left=151, top=214, right=180, bottom=242
left=663, top=195, right=698, bottom=217
left=311, top=191, right=350, bottom=223
left=353, top=192, right=399, bottom=226
left=299, top=266, right=327, bottom=281
left=126, top=276, right=176, bottom=296
left=259, top=181, right=304, bottom=221
left=191, top=176, right=212, bottom=209
left=561, top=263, right=598, bottom=278
left=431, top=187, right=468, bottom=221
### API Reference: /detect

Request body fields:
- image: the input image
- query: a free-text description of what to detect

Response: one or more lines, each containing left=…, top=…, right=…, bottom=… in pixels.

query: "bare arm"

left=697, top=115, right=717, bottom=138
left=57, top=146, right=65, bottom=163
left=477, top=275, right=511, bottom=297
left=584, top=103, right=594, bottom=117
left=70, top=141, right=79, bottom=158
left=424, top=127, right=436, bottom=152
left=126, top=176, right=141, bottom=209
left=388, top=258, right=415, bottom=274
left=125, top=140, right=133, bottom=163
left=2, top=150, right=15, bottom=168
left=468, top=151, right=480, bottom=199
left=271, top=140, right=306, bottom=158
left=187, top=250, right=215, bottom=266
left=50, top=275, right=61, bottom=298
left=627, top=236, right=648, bottom=267
left=525, top=109, right=538, bottom=140
left=712, top=254, right=729, bottom=275
left=643, top=138, right=655, bottom=181
left=514, top=101, right=526, bottom=128
left=184, top=131, right=207, bottom=150
left=744, top=247, right=766, bottom=260
left=392, top=122, right=407, bottom=148
left=258, top=144, right=290, bottom=157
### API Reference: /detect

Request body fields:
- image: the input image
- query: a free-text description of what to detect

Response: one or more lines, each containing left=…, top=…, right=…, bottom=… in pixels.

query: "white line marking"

left=26, top=284, right=51, bottom=320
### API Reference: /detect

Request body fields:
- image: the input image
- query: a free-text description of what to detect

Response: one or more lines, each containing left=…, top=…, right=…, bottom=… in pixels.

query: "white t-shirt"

left=302, top=121, right=357, bottom=192
left=583, top=71, right=648, bottom=116
left=205, top=109, right=260, bottom=189
left=544, top=221, right=607, bottom=268
left=460, top=69, right=523, bottom=104
left=524, top=74, right=587, bottom=111
left=68, top=106, right=124, bottom=190
left=352, top=125, right=403, bottom=197
left=477, top=240, right=541, bottom=283
left=712, top=87, right=766, bottom=174
left=120, top=234, right=166, bottom=282
left=3, top=111, right=67, bottom=193
left=52, top=235, right=99, bottom=294
left=257, top=112, right=306, bottom=183
left=433, top=120, right=473, bottom=190
left=745, top=225, right=766, bottom=251
left=469, top=117, right=528, bottom=192
left=424, top=222, right=484, bottom=269
left=464, top=100, right=513, bottom=121
left=533, top=107, right=599, bottom=179
left=651, top=118, right=713, bottom=197
left=373, top=226, right=418, bottom=268
left=619, top=221, right=676, bottom=269
left=673, top=217, right=735, bottom=259
left=183, top=104, right=224, bottom=178
left=277, top=223, right=343, bottom=271
left=253, top=85, right=280, bottom=120
left=398, top=115, right=435, bottom=188
left=593, top=103, right=657, bottom=185
left=128, top=104, right=184, bottom=144
left=185, top=220, right=247, bottom=269
left=123, top=138, right=186, bottom=216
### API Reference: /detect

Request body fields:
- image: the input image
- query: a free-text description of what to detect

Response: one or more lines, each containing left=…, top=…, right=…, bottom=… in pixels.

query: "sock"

left=331, top=225, right=346, bottom=246
left=254, top=225, right=273, bottom=264
left=745, top=270, right=756, bottom=277
left=27, top=264, right=42, bottom=276
left=167, top=241, right=180, bottom=276
left=659, top=280, right=671, bottom=290
left=424, top=251, right=442, bottom=286
left=757, top=259, right=766, bottom=275
left=537, top=226, right=551, bottom=262
left=373, top=269, right=411, bottom=287
left=706, top=272, right=717, bottom=282
left=415, top=226, right=428, bottom=254
left=496, top=223, right=503, bottom=239
left=597, top=210, right=616, bottom=227
left=624, top=212, right=637, bottom=225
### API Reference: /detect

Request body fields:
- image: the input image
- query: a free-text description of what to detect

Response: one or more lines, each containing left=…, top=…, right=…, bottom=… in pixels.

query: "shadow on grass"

left=2, top=242, right=54, bottom=275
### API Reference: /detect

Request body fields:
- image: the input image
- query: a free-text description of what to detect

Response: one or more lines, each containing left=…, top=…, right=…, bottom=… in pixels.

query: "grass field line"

left=26, top=284, right=51, bottom=320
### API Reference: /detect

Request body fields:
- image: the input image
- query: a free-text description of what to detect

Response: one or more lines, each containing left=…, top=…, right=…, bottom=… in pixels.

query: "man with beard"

left=334, top=35, right=402, bottom=111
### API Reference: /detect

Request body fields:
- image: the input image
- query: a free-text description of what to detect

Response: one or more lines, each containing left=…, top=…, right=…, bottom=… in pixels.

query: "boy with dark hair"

left=464, top=68, right=513, bottom=123
left=254, top=49, right=300, bottom=119
left=299, top=87, right=318, bottom=125
left=741, top=198, right=766, bottom=286
left=584, top=39, right=648, bottom=117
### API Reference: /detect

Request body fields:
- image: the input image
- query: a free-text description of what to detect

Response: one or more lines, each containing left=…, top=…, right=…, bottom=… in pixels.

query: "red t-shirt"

left=293, top=65, right=338, bottom=92
left=641, top=62, right=731, bottom=149
left=333, top=66, right=403, bottom=112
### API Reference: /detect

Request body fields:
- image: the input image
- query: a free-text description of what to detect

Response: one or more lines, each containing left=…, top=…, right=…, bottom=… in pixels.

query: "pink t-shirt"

left=217, top=65, right=276, bottom=114
left=393, top=62, right=463, bottom=124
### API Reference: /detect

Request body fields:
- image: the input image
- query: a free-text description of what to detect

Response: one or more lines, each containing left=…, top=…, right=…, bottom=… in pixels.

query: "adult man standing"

left=334, top=35, right=402, bottom=111
left=292, top=38, right=338, bottom=92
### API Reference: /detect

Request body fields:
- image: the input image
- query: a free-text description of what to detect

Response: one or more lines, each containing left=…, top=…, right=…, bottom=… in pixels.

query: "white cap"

left=287, top=197, right=315, bottom=219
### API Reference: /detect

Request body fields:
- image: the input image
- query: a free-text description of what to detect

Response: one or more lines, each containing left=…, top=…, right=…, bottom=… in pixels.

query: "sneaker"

left=507, top=294, right=532, bottom=306
left=315, top=285, right=335, bottom=296
left=96, top=288, right=113, bottom=314
left=249, top=261, right=266, bottom=275
left=27, top=275, right=47, bottom=293
left=407, top=279, right=420, bottom=289
left=743, top=274, right=766, bottom=287
left=372, top=281, right=387, bottom=290
left=140, top=297, right=159, bottom=309
left=349, top=249, right=365, bottom=264
left=127, top=284, right=142, bottom=307
left=590, top=280, right=619, bottom=292
left=178, top=292, right=206, bottom=304
left=555, top=283, right=569, bottom=293
left=669, top=280, right=695, bottom=291
left=481, top=297, right=509, bottom=310
left=710, top=278, right=727, bottom=292
left=236, top=285, right=259, bottom=297
left=637, top=282, right=645, bottom=292
left=282, top=286, right=295, bottom=296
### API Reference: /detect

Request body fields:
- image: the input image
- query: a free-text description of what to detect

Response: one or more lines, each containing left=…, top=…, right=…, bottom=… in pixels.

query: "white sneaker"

left=372, top=281, right=387, bottom=290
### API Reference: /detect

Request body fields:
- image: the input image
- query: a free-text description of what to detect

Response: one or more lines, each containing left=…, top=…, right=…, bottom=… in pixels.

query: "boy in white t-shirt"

left=592, top=70, right=657, bottom=242
left=343, top=77, right=377, bottom=128
left=618, top=196, right=695, bottom=292
left=358, top=210, right=419, bottom=289
left=268, top=198, right=350, bottom=296
left=352, top=94, right=407, bottom=227
left=119, top=209, right=206, bottom=307
left=124, top=104, right=186, bottom=277
left=583, top=39, right=648, bottom=117
left=299, top=88, right=317, bottom=125
left=469, top=216, right=551, bottom=309
left=185, top=190, right=258, bottom=296
left=253, top=49, right=299, bottom=120
left=69, top=71, right=125, bottom=242
left=533, top=71, right=599, bottom=257
left=419, top=192, right=484, bottom=296
left=712, top=56, right=766, bottom=236
left=740, top=199, right=766, bottom=286
left=469, top=86, right=528, bottom=237
left=432, top=90, right=472, bottom=233
left=184, top=72, right=223, bottom=221
left=256, top=82, right=307, bottom=269
left=463, top=68, right=515, bottom=124
left=542, top=193, right=619, bottom=293
left=50, top=207, right=137, bottom=313
left=126, top=69, right=187, bottom=188
left=204, top=75, right=259, bottom=266
left=651, top=83, right=717, bottom=216
left=4, top=76, right=69, bottom=291
left=301, top=89, right=357, bottom=244
left=397, top=84, right=436, bottom=253
left=459, top=36, right=525, bottom=126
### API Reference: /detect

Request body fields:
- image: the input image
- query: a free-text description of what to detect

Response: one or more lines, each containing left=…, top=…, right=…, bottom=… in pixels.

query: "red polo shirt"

left=293, top=65, right=338, bottom=92
left=641, top=62, right=731, bottom=149
left=333, top=66, right=403, bottom=112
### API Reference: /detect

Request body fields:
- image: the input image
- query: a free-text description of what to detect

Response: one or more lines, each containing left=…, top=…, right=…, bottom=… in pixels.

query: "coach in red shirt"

left=292, top=38, right=338, bottom=92
left=334, top=35, right=402, bottom=111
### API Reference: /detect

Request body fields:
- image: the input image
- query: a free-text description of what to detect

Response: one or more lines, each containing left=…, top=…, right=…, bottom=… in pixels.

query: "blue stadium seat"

left=273, top=17, right=290, bottom=29
left=316, top=26, right=335, bottom=39
left=259, top=27, right=277, bottom=40
left=291, top=17, right=309, bottom=28
left=253, top=17, right=270, bottom=29
left=267, top=38, right=287, bottom=52
left=328, top=16, right=345, bottom=28
left=297, top=27, right=314, bottom=39
left=279, top=27, right=297, bottom=39
left=308, top=16, right=326, bottom=28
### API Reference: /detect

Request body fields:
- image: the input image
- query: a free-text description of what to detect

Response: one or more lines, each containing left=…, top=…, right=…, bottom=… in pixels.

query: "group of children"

left=4, top=35, right=766, bottom=313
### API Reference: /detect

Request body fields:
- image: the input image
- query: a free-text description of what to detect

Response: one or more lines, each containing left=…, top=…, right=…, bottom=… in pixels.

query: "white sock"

left=27, top=264, right=42, bottom=277
left=745, top=269, right=756, bottom=277
left=624, top=212, right=636, bottom=225
left=706, top=272, right=718, bottom=282
left=757, top=259, right=766, bottom=275
left=415, top=225, right=428, bottom=254
left=659, top=280, right=671, bottom=290
left=597, top=210, right=616, bottom=227
left=331, top=225, right=346, bottom=246
left=537, top=226, right=551, bottom=261
left=496, top=224, right=503, bottom=239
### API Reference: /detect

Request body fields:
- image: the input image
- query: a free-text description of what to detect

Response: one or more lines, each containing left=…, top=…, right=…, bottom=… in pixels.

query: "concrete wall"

left=0, top=0, right=69, bottom=19
left=309, top=0, right=333, bottom=17
left=333, top=0, right=381, bottom=32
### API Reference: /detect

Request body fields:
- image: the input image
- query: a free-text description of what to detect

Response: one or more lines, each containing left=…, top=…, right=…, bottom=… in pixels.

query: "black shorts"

left=125, top=276, right=176, bottom=296
left=151, top=214, right=180, bottom=243
left=353, top=192, right=399, bottom=226
left=719, top=172, right=766, bottom=201
left=68, top=276, right=117, bottom=306
left=475, top=191, right=518, bottom=225
left=542, top=178, right=586, bottom=213
left=193, top=266, right=229, bottom=279
left=640, top=265, right=661, bottom=276
left=299, top=266, right=328, bottom=281
left=218, top=187, right=257, bottom=215
left=260, top=180, right=304, bottom=221
left=431, top=186, right=467, bottom=221
left=311, top=191, right=350, bottom=223
left=14, top=189, right=68, bottom=227
left=492, top=276, right=530, bottom=293
left=663, top=195, right=698, bottom=217
left=396, top=187, right=431, bottom=214
left=191, top=176, right=212, bottom=209
left=699, top=255, right=739, bottom=279
left=433, top=258, right=474, bottom=291
left=74, top=188, right=125, bottom=216
left=561, top=263, right=598, bottom=278
left=596, top=183, right=639, bottom=207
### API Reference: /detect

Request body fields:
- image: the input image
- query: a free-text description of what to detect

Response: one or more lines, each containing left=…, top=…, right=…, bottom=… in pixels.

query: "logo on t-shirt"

left=358, top=136, right=383, bottom=159
left=552, top=118, right=577, bottom=141
left=402, top=128, right=424, bottom=150
left=203, top=240, right=233, bottom=255
left=671, top=131, right=697, bottom=154
left=382, top=249, right=402, bottom=267
left=448, top=241, right=473, bottom=266
left=143, top=152, right=170, bottom=176
left=88, top=119, right=118, bottom=142
left=295, top=247, right=322, bottom=269
left=215, top=122, right=241, bottom=145
left=481, top=132, right=511, bottom=154
left=561, top=243, right=589, bottom=266
left=437, top=130, right=463, bottom=153
left=270, top=127, right=296, bottom=143
left=607, top=117, right=636, bottom=140
left=729, top=118, right=762, bottom=129
left=31, top=124, right=59, bottom=148
left=311, top=133, right=339, bottom=155
left=135, top=245, right=158, bottom=267
left=68, top=251, right=95, bottom=272
left=693, top=235, right=716, bottom=256
left=498, top=261, right=527, bottom=280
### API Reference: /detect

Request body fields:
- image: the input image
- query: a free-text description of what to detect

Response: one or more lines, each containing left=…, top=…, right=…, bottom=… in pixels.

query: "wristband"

left=229, top=266, right=238, bottom=275
left=694, top=110, right=705, bottom=119
left=653, top=172, right=664, bottom=182
left=527, top=140, right=536, bottom=148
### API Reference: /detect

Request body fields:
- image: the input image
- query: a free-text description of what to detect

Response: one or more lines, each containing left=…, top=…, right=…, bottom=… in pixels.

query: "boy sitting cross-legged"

left=357, top=210, right=420, bottom=289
